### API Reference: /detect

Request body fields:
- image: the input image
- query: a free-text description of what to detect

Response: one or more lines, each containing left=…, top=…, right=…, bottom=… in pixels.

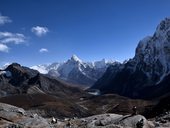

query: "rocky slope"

left=91, top=18, right=170, bottom=99
left=0, top=63, right=83, bottom=98
left=0, top=94, right=90, bottom=119
left=31, top=55, right=118, bottom=86
left=0, top=102, right=50, bottom=128
left=2, top=102, right=170, bottom=128
left=78, top=94, right=154, bottom=116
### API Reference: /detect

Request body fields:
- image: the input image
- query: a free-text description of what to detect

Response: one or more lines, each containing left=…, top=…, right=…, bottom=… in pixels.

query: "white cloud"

left=0, top=32, right=26, bottom=44
left=0, top=32, right=27, bottom=53
left=0, top=14, right=12, bottom=25
left=31, top=26, right=49, bottom=37
left=0, top=43, right=9, bottom=52
left=39, top=48, right=48, bottom=53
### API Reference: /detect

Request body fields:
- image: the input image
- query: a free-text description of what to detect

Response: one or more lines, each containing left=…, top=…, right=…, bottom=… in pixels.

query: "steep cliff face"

left=92, top=18, right=170, bottom=99
left=134, top=18, right=170, bottom=84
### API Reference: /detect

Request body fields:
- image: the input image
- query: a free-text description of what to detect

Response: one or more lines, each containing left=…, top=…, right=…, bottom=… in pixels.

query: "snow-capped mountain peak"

left=30, top=65, right=49, bottom=74
left=94, top=59, right=107, bottom=69
left=70, top=54, right=82, bottom=63
left=135, top=17, right=170, bottom=80
left=31, top=55, right=117, bottom=86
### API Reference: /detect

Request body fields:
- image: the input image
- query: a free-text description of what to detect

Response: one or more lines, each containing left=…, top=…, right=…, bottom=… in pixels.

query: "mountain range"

left=3, top=18, right=170, bottom=100
left=0, top=63, right=168, bottom=127
left=1, top=18, right=170, bottom=127
left=31, top=55, right=118, bottom=86
left=0, top=62, right=154, bottom=118
left=91, top=17, right=170, bottom=99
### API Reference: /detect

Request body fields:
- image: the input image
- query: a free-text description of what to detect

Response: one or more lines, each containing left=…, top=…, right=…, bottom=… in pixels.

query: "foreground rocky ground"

left=0, top=102, right=170, bottom=128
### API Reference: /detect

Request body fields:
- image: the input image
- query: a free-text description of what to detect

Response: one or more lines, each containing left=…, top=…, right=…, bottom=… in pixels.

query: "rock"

left=51, top=117, right=57, bottom=124
left=0, top=102, right=50, bottom=128
left=60, top=114, right=154, bottom=128
left=0, top=102, right=25, bottom=115
left=154, top=112, right=170, bottom=128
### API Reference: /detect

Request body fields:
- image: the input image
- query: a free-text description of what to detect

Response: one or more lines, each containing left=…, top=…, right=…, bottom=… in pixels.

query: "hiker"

left=132, top=106, right=137, bottom=115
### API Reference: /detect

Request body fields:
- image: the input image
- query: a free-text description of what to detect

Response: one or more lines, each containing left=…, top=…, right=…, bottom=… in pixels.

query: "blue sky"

left=0, top=0, right=170, bottom=67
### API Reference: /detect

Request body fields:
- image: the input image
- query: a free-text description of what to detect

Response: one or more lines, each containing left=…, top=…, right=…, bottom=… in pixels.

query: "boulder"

left=0, top=102, right=50, bottom=128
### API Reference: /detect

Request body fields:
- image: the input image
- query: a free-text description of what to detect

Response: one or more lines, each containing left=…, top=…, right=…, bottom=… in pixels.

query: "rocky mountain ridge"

left=0, top=63, right=83, bottom=98
left=92, top=18, right=170, bottom=99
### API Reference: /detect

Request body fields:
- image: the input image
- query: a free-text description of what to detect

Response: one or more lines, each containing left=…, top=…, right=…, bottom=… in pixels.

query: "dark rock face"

left=0, top=63, right=82, bottom=98
left=92, top=60, right=151, bottom=98
left=91, top=18, right=170, bottom=99
left=6, top=63, right=38, bottom=87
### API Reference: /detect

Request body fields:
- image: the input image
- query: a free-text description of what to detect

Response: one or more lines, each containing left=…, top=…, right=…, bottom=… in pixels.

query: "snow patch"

left=71, top=54, right=82, bottom=63
left=88, top=89, right=101, bottom=96
left=30, top=65, right=48, bottom=74
left=0, top=71, right=12, bottom=77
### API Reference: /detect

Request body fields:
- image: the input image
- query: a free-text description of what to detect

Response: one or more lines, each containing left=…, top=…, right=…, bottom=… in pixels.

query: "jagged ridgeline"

left=31, top=55, right=119, bottom=87
left=91, top=18, right=170, bottom=99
